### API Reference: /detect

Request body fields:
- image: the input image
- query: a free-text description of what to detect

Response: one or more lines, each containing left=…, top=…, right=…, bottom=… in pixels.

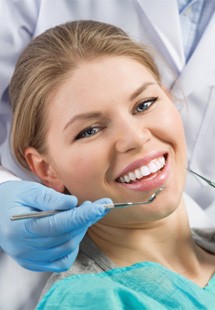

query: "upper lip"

left=115, top=151, right=167, bottom=180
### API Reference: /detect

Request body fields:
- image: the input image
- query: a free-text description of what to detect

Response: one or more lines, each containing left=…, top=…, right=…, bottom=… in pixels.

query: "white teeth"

left=128, top=172, right=136, bottom=181
left=140, top=166, right=150, bottom=176
left=156, top=160, right=162, bottom=169
left=119, top=156, right=165, bottom=183
left=135, top=169, right=143, bottom=179
left=119, top=177, right=125, bottom=183
left=159, top=157, right=165, bottom=166
left=148, top=162, right=158, bottom=173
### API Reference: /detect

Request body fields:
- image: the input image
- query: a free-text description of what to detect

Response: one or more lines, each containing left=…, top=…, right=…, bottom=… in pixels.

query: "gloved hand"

left=0, top=180, right=111, bottom=272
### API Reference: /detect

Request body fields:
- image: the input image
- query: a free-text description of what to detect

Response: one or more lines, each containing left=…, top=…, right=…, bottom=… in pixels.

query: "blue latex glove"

left=0, top=180, right=111, bottom=272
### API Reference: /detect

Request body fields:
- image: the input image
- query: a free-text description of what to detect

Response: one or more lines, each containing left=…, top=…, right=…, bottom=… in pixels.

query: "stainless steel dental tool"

left=187, top=168, right=215, bottom=188
left=10, top=186, right=165, bottom=221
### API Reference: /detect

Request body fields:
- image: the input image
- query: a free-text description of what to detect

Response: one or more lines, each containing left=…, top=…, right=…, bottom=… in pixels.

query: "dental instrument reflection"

left=187, top=168, right=215, bottom=188
left=10, top=186, right=165, bottom=221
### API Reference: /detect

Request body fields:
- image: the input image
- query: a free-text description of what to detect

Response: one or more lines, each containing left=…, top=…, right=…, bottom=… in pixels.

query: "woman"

left=10, top=20, right=215, bottom=309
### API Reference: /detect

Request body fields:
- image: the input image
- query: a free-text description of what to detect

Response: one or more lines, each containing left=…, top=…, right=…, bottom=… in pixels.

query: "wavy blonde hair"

left=10, top=20, right=160, bottom=169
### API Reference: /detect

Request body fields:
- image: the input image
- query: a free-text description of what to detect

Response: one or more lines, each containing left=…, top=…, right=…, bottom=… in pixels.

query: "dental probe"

left=187, top=168, right=215, bottom=188
left=10, top=186, right=165, bottom=221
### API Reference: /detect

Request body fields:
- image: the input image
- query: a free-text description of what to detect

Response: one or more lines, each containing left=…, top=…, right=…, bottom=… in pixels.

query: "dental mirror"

left=10, top=186, right=165, bottom=221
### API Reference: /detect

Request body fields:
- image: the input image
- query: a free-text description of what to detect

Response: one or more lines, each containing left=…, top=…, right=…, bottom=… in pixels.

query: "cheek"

left=156, top=106, right=186, bottom=149
left=156, top=108, right=187, bottom=188
left=52, top=147, right=109, bottom=201
left=170, top=113, right=187, bottom=156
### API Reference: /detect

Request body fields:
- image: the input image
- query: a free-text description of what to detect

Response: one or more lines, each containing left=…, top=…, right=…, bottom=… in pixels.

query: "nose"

left=115, top=119, right=151, bottom=153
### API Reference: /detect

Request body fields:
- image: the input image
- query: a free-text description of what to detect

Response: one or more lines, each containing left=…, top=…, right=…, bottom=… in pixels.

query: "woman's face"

left=42, top=56, right=187, bottom=224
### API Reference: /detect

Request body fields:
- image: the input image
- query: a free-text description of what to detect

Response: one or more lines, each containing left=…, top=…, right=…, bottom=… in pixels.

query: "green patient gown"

left=37, top=261, right=215, bottom=309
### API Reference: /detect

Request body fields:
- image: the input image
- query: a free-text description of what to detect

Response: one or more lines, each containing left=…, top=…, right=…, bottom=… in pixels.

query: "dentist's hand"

left=0, top=181, right=111, bottom=272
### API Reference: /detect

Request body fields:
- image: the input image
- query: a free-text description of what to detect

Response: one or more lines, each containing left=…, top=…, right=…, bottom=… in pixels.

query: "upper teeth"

left=119, top=156, right=165, bottom=183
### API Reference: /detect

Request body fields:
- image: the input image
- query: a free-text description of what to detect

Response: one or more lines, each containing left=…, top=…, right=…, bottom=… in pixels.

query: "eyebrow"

left=63, top=112, right=102, bottom=131
left=129, top=82, right=155, bottom=101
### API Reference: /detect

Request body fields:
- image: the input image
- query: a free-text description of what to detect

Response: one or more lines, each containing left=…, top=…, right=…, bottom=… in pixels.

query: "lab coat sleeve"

left=0, top=165, right=20, bottom=183
left=0, top=0, right=41, bottom=179
left=0, top=0, right=41, bottom=101
left=184, top=192, right=215, bottom=229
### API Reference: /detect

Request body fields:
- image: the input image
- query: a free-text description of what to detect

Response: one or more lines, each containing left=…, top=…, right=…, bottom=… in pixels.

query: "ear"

left=24, top=147, right=65, bottom=193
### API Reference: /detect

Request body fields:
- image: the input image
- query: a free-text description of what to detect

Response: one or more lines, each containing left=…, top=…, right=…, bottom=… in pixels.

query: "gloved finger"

left=16, top=247, right=80, bottom=272
left=8, top=227, right=85, bottom=256
left=20, top=184, right=78, bottom=211
left=24, top=198, right=112, bottom=237
left=32, top=234, right=84, bottom=262
left=13, top=229, right=87, bottom=263
left=22, top=228, right=86, bottom=249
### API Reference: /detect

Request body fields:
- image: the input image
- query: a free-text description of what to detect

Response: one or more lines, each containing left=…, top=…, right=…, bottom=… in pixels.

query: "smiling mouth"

left=116, top=155, right=166, bottom=184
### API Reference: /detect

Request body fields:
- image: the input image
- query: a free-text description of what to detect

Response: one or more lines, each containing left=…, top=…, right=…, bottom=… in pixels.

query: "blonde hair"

left=10, top=20, right=161, bottom=169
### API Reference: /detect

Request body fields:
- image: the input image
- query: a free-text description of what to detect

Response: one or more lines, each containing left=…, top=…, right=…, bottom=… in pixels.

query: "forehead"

left=51, top=56, right=157, bottom=108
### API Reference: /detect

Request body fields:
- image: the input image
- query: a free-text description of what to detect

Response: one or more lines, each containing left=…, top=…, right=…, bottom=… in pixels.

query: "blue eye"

left=135, top=97, right=158, bottom=113
left=75, top=127, right=100, bottom=140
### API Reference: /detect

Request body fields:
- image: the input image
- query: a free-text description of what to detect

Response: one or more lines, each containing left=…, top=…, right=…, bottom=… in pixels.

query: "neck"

left=88, top=200, right=215, bottom=286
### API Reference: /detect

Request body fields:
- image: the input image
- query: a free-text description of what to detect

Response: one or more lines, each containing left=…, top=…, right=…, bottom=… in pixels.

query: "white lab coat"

left=0, top=0, right=214, bottom=309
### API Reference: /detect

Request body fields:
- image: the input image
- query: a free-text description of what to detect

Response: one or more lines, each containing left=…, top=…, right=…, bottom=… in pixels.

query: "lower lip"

left=117, top=158, right=169, bottom=192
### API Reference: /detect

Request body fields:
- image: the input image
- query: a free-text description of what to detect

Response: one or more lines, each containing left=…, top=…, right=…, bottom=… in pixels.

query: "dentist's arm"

left=0, top=179, right=111, bottom=272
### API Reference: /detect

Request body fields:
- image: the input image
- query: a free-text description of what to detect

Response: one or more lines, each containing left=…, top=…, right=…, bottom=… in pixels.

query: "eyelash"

left=134, top=97, right=158, bottom=114
left=75, top=97, right=158, bottom=140
left=75, top=126, right=102, bottom=140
